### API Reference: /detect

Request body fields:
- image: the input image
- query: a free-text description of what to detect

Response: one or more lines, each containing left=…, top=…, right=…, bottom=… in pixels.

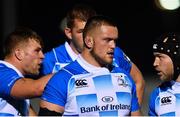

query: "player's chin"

left=105, top=58, right=113, bottom=64
left=33, top=70, right=40, bottom=75
left=35, top=72, right=40, bottom=76
left=160, top=76, right=168, bottom=82
left=33, top=68, right=40, bottom=75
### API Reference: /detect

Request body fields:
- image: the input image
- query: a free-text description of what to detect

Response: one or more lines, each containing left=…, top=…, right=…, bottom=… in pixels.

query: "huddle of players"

left=1, top=4, right=180, bottom=116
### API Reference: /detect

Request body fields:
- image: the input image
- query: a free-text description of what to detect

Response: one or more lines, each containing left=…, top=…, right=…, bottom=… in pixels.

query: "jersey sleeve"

left=41, top=70, right=71, bottom=107
left=148, top=88, right=159, bottom=116
left=0, top=67, right=21, bottom=97
left=114, top=47, right=132, bottom=73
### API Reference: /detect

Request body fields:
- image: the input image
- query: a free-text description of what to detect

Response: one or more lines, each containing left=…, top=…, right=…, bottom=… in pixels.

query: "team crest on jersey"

left=117, top=78, right=128, bottom=87
left=115, top=73, right=129, bottom=87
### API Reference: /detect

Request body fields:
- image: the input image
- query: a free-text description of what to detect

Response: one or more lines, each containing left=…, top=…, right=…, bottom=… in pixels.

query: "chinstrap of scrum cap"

left=153, top=32, right=180, bottom=80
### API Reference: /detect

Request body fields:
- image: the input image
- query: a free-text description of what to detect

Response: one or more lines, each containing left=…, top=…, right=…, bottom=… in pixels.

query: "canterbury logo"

left=161, top=96, right=172, bottom=104
left=75, top=79, right=88, bottom=87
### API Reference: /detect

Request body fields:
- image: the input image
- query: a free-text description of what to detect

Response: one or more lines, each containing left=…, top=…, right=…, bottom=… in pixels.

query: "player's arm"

left=131, top=110, right=142, bottom=116
left=38, top=100, right=64, bottom=116
left=130, top=63, right=145, bottom=106
left=29, top=105, right=37, bottom=116
left=10, top=74, right=53, bottom=99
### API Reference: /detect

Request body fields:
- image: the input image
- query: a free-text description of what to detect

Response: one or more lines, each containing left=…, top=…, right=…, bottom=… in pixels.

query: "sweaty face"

left=22, top=39, right=44, bottom=75
left=90, top=25, right=118, bottom=67
left=69, top=19, right=86, bottom=54
left=153, top=52, right=174, bottom=81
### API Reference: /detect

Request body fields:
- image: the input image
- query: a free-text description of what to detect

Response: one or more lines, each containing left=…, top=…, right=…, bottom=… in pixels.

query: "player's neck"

left=70, top=43, right=80, bottom=54
left=81, top=52, right=100, bottom=67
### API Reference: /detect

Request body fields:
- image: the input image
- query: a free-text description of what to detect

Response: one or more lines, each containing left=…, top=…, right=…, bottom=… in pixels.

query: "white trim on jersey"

left=65, top=41, right=79, bottom=61
left=0, top=60, right=23, bottom=77
left=77, top=55, right=110, bottom=73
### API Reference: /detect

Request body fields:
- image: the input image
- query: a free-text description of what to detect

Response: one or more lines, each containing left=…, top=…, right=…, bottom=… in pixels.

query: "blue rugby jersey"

left=40, top=42, right=78, bottom=75
left=41, top=55, right=139, bottom=116
left=40, top=41, right=132, bottom=75
left=0, top=61, right=30, bottom=116
left=149, top=81, right=180, bottom=116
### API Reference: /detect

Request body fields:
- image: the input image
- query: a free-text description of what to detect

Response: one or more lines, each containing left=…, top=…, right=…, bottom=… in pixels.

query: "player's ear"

left=84, top=36, right=93, bottom=49
left=64, top=27, right=72, bottom=40
left=14, top=49, right=24, bottom=61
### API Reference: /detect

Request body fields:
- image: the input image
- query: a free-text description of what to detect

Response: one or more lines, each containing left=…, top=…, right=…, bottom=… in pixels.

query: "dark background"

left=1, top=0, right=180, bottom=75
left=1, top=0, right=180, bottom=115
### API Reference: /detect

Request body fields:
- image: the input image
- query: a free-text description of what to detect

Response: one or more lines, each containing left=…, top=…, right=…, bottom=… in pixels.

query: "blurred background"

left=1, top=0, right=180, bottom=115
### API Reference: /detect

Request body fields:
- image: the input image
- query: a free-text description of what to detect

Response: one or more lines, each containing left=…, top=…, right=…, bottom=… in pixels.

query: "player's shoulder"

left=51, top=60, right=86, bottom=83
left=63, top=60, right=86, bottom=75
left=46, top=44, right=65, bottom=55
left=159, top=81, right=172, bottom=92
left=44, top=44, right=65, bottom=59
left=114, top=46, right=123, bottom=53
left=114, top=47, right=126, bottom=58
left=150, top=85, right=162, bottom=99
left=0, top=61, right=17, bottom=74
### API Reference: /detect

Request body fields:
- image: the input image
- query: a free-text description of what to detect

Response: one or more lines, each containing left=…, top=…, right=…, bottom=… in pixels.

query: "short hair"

left=83, top=15, right=118, bottom=39
left=3, top=27, right=43, bottom=57
left=66, top=4, right=97, bottom=29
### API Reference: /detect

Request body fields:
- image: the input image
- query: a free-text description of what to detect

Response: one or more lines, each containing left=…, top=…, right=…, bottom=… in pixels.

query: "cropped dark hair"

left=3, top=27, right=43, bottom=57
left=83, top=15, right=118, bottom=39
left=66, top=4, right=97, bottom=29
